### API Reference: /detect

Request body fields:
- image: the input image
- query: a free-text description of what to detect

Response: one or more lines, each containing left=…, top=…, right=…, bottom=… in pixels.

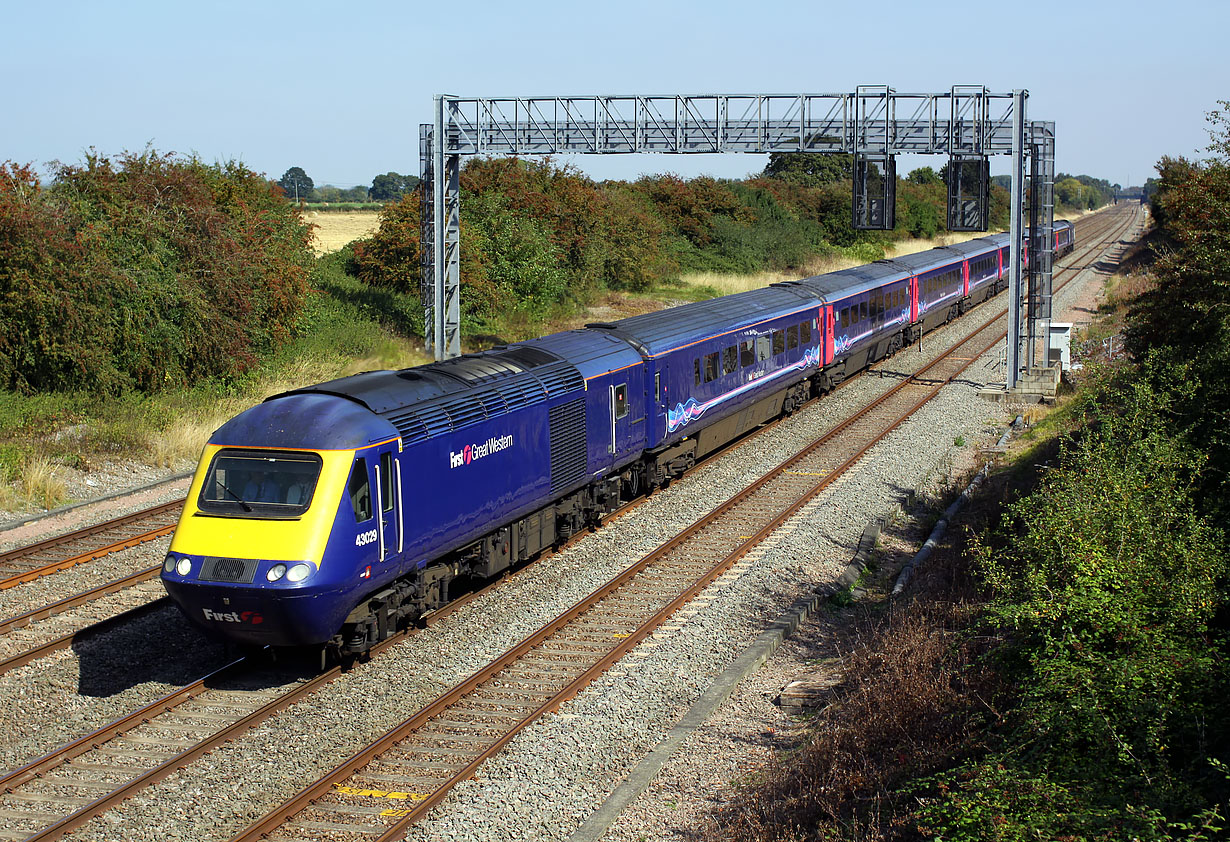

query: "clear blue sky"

left=4, top=0, right=1224, bottom=190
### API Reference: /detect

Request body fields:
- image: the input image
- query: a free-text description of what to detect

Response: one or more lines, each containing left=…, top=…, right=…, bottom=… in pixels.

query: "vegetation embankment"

left=0, top=145, right=1113, bottom=512
left=701, top=106, right=1230, bottom=842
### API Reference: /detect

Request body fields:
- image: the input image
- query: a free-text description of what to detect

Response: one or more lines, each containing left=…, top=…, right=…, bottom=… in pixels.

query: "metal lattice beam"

left=419, top=87, right=1053, bottom=392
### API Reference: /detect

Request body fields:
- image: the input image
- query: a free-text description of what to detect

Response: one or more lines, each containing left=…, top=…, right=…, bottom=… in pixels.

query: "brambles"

left=0, top=152, right=314, bottom=395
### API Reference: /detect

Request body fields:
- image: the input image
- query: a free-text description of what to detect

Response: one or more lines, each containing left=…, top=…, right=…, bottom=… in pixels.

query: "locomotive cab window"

left=348, top=457, right=372, bottom=523
left=380, top=452, right=394, bottom=513
left=614, top=383, right=629, bottom=418
left=654, top=372, right=661, bottom=402
left=197, top=449, right=322, bottom=519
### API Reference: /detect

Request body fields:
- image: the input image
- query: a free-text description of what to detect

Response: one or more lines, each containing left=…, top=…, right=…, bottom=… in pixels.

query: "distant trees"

left=278, top=166, right=314, bottom=201
left=369, top=172, right=420, bottom=201
left=314, top=184, right=369, bottom=203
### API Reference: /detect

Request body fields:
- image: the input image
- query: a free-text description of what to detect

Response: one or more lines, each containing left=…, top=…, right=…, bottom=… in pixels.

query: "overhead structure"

left=420, top=87, right=1053, bottom=390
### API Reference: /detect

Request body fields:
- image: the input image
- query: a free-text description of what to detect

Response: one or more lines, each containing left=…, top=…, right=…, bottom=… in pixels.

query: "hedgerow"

left=0, top=151, right=313, bottom=394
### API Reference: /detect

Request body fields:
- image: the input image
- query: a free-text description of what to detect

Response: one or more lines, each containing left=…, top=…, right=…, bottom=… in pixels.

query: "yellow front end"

left=170, top=445, right=355, bottom=563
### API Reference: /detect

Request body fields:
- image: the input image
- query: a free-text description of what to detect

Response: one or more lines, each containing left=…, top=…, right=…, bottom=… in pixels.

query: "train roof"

left=588, top=285, right=818, bottom=358
left=210, top=392, right=397, bottom=451
left=939, top=236, right=1004, bottom=257
left=518, top=329, right=644, bottom=382
left=272, top=343, right=587, bottom=446
left=786, top=258, right=920, bottom=301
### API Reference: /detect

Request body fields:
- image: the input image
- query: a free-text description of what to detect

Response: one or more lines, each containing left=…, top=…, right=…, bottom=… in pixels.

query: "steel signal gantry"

left=419, top=88, right=1054, bottom=390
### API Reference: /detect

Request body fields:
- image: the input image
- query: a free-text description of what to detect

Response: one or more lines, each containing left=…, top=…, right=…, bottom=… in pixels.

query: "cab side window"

left=380, top=452, right=394, bottom=513
left=614, top=383, right=629, bottom=418
left=348, top=457, right=372, bottom=522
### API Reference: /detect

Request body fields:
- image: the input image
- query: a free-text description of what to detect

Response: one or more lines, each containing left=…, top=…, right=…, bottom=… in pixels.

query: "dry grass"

left=147, top=415, right=227, bottom=469
left=19, top=455, right=68, bottom=510
left=701, top=515, right=1000, bottom=842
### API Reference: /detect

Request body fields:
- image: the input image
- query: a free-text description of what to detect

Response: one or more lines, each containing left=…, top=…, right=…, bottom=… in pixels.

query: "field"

left=302, top=210, right=382, bottom=255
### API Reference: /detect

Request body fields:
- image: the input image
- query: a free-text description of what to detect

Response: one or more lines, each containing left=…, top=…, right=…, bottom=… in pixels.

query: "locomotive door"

left=608, top=382, right=631, bottom=457
left=371, top=448, right=403, bottom=563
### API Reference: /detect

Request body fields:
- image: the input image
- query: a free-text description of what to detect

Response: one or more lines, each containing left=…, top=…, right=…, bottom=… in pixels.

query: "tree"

left=369, top=171, right=420, bottom=201
left=906, top=166, right=943, bottom=186
left=278, top=166, right=314, bottom=202
left=762, top=152, right=853, bottom=187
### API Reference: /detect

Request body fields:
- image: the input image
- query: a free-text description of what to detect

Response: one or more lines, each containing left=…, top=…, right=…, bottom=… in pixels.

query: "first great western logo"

left=449, top=433, right=514, bottom=469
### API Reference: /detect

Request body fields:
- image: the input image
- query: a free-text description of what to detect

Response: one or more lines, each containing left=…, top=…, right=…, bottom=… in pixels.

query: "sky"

left=4, top=0, right=1225, bottom=191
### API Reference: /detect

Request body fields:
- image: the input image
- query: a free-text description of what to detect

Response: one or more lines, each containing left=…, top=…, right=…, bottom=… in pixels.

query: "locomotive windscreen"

left=198, top=449, right=323, bottom=518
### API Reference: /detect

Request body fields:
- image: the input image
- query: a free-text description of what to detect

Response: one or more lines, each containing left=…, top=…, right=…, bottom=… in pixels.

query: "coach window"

left=722, top=346, right=738, bottom=375
left=756, top=335, right=771, bottom=361
left=800, top=320, right=811, bottom=344
left=772, top=329, right=785, bottom=355
left=859, top=301, right=868, bottom=322
left=348, top=458, right=372, bottom=523
left=740, top=339, right=755, bottom=367
left=787, top=324, right=798, bottom=350
left=614, top=383, right=628, bottom=418
left=840, top=307, right=849, bottom=329
left=694, top=359, right=702, bottom=386
left=704, top=352, right=719, bottom=382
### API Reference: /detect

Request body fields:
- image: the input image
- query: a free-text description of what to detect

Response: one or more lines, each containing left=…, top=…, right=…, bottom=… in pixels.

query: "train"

left=160, top=220, right=1074, bottom=656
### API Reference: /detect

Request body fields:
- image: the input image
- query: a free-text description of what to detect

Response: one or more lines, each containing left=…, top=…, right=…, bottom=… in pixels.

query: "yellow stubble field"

left=301, top=210, right=382, bottom=255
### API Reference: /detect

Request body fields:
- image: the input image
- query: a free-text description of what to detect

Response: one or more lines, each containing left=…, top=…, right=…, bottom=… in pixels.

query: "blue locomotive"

left=161, top=220, right=1073, bottom=655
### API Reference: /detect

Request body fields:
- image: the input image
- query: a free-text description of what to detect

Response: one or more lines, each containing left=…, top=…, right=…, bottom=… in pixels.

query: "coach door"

left=371, top=448, right=403, bottom=563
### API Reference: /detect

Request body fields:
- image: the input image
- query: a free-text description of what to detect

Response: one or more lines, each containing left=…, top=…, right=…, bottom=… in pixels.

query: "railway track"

left=0, top=206, right=1141, bottom=841
left=226, top=209, right=1144, bottom=841
left=0, top=502, right=180, bottom=590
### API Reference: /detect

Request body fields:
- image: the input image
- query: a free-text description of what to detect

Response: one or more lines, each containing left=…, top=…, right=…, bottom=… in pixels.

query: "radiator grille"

left=199, top=557, right=258, bottom=584
left=549, top=398, right=587, bottom=494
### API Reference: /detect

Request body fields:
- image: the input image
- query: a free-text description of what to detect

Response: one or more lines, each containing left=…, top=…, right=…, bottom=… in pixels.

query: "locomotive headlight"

left=286, top=563, right=312, bottom=583
left=175, top=557, right=192, bottom=576
left=266, top=563, right=287, bottom=582
left=163, top=554, right=176, bottom=574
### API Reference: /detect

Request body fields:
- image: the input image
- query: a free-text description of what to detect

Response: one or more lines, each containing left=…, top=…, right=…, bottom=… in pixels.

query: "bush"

left=0, top=152, right=313, bottom=394
left=940, top=369, right=1230, bottom=839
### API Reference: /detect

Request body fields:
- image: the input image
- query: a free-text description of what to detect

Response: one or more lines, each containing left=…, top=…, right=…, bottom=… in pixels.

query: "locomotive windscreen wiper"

left=216, top=480, right=253, bottom=512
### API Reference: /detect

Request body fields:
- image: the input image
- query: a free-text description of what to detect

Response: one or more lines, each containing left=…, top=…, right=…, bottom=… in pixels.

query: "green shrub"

left=0, top=153, right=314, bottom=394
left=939, top=369, right=1230, bottom=838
